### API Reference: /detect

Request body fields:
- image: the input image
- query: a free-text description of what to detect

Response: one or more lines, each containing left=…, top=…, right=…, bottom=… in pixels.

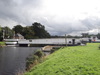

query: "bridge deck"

left=18, top=38, right=82, bottom=45
left=5, top=38, right=89, bottom=46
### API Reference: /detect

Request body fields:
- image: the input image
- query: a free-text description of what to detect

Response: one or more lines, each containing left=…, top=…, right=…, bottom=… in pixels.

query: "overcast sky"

left=0, top=0, right=100, bottom=35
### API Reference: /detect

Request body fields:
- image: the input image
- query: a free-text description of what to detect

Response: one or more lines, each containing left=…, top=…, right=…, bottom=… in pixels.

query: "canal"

left=0, top=46, right=40, bottom=75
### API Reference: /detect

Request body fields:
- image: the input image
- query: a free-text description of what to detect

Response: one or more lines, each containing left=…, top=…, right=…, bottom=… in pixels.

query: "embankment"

left=0, top=42, right=6, bottom=47
left=25, top=43, right=100, bottom=75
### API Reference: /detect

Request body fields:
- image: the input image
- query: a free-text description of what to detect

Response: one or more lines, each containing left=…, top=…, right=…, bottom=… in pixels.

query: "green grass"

left=25, top=43, right=100, bottom=75
left=0, top=41, right=5, bottom=45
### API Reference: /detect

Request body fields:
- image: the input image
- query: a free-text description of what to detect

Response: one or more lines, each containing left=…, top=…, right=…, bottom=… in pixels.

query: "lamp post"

left=13, top=31, right=15, bottom=39
left=65, top=34, right=67, bottom=46
left=3, top=29, right=5, bottom=40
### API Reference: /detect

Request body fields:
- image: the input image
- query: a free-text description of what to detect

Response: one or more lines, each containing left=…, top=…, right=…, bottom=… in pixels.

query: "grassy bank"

left=0, top=41, right=5, bottom=45
left=25, top=43, right=100, bottom=75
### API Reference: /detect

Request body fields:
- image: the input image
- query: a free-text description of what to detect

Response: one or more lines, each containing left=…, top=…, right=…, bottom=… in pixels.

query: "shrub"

left=26, top=55, right=39, bottom=70
left=26, top=50, right=45, bottom=70
left=34, top=50, right=44, bottom=58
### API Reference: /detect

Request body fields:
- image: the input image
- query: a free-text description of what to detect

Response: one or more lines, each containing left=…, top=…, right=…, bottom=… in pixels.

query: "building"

left=14, top=33, right=24, bottom=39
left=90, top=36, right=98, bottom=41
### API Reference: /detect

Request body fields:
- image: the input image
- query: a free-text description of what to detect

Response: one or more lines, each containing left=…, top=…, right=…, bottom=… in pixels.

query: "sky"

left=0, top=0, right=100, bottom=35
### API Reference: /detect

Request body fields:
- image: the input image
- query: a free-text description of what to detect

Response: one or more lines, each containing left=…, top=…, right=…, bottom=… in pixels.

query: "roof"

left=15, top=33, right=23, bottom=37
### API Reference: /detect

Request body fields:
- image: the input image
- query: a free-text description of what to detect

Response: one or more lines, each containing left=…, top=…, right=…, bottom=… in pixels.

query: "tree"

left=12, top=25, right=23, bottom=34
left=97, top=33, right=100, bottom=39
left=22, top=26, right=35, bottom=39
left=81, top=33, right=89, bottom=38
left=32, top=22, right=50, bottom=38
left=0, top=26, right=3, bottom=41
left=3, top=26, right=14, bottom=39
left=12, top=23, right=50, bottom=39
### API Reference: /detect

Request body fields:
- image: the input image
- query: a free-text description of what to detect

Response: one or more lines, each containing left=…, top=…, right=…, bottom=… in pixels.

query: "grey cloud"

left=0, top=0, right=41, bottom=22
left=31, top=16, right=100, bottom=35
left=81, top=17, right=100, bottom=30
left=47, top=17, right=100, bottom=35
left=0, top=0, right=100, bottom=35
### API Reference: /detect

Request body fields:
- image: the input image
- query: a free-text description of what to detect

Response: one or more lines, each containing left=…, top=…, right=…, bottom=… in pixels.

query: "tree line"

left=0, top=22, right=51, bottom=41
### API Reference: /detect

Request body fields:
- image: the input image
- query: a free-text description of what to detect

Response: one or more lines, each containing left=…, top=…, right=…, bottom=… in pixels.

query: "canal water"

left=0, top=46, right=40, bottom=75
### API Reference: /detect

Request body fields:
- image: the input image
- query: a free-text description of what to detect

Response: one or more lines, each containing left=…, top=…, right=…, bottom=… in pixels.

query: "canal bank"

left=0, top=42, right=6, bottom=47
left=24, top=43, right=100, bottom=75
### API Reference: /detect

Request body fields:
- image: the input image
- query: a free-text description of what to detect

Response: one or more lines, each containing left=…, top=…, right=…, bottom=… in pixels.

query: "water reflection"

left=0, top=47, right=40, bottom=75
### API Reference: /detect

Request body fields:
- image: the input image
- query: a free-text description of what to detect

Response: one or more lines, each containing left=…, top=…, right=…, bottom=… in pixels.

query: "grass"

left=25, top=43, right=100, bottom=75
left=0, top=41, right=5, bottom=45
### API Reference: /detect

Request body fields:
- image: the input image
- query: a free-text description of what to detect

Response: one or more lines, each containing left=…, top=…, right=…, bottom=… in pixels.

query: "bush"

left=34, top=50, right=44, bottom=58
left=26, top=55, right=39, bottom=70
left=26, top=50, right=45, bottom=70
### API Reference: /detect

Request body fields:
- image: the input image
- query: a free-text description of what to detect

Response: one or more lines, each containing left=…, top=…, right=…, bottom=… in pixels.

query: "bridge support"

left=19, top=44, right=30, bottom=47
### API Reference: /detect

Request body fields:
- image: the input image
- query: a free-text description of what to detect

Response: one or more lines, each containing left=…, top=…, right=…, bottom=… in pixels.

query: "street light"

left=65, top=34, right=67, bottom=46
left=3, top=29, right=5, bottom=40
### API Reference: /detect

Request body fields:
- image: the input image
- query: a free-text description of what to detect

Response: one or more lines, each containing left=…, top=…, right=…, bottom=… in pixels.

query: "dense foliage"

left=32, top=22, right=50, bottom=38
left=25, top=43, right=100, bottom=75
left=0, top=26, right=3, bottom=41
left=0, top=22, right=51, bottom=40
left=12, top=22, right=50, bottom=39
left=0, top=26, right=14, bottom=40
